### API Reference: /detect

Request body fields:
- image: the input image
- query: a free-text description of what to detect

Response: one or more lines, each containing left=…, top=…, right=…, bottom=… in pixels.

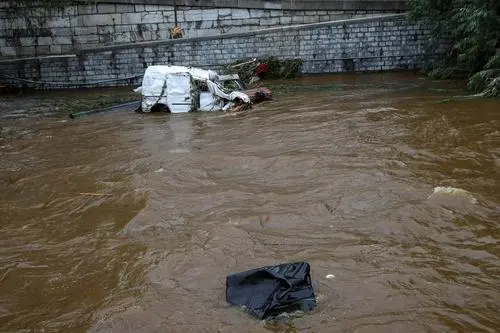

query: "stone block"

left=260, top=18, right=280, bottom=26
left=47, top=17, right=71, bottom=28
left=115, top=25, right=132, bottom=33
left=162, top=10, right=175, bottom=21
left=158, top=29, right=169, bottom=40
left=18, top=46, right=35, bottom=56
left=158, top=4, right=174, bottom=11
left=263, top=1, right=282, bottom=9
left=157, top=23, right=170, bottom=31
left=304, top=15, right=319, bottom=24
left=246, top=18, right=260, bottom=25
left=78, top=4, right=97, bottom=15
left=215, top=19, right=229, bottom=28
left=74, top=34, right=99, bottom=44
left=200, top=20, right=213, bottom=29
left=82, top=14, right=121, bottom=27
left=116, top=4, right=135, bottom=13
left=115, top=32, right=132, bottom=43
left=141, top=12, right=164, bottom=24
left=53, top=36, right=73, bottom=45
left=9, top=17, right=26, bottom=30
left=62, top=6, right=78, bottom=16
left=73, top=27, right=97, bottom=35
left=70, top=16, right=84, bottom=27
left=20, top=37, right=36, bottom=47
left=232, top=9, right=250, bottom=19
left=141, top=30, right=152, bottom=40
left=97, top=4, right=116, bottom=14
left=122, top=13, right=142, bottom=25
left=37, top=36, right=52, bottom=46
left=202, top=9, right=218, bottom=21
left=50, top=45, right=62, bottom=54
left=145, top=5, right=159, bottom=11
left=249, top=9, right=265, bottom=18
left=280, top=16, right=292, bottom=25
left=135, top=4, right=145, bottom=12
left=185, top=9, right=202, bottom=21
left=36, top=45, right=50, bottom=55
left=228, top=26, right=254, bottom=35
left=53, top=27, right=72, bottom=36
left=175, top=11, right=185, bottom=23
left=218, top=8, right=232, bottom=17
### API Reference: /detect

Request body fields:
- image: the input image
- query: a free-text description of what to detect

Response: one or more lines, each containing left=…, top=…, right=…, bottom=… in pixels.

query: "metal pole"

left=174, top=0, right=178, bottom=26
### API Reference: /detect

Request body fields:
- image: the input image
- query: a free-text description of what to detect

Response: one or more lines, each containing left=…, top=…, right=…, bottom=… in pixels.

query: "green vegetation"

left=408, top=0, right=500, bottom=97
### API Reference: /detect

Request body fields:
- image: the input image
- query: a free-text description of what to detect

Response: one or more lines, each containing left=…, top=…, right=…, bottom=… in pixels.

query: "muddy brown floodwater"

left=0, top=73, right=499, bottom=333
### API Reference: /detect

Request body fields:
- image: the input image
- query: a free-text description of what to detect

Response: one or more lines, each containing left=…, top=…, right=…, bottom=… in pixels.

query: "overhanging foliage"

left=408, top=0, right=500, bottom=97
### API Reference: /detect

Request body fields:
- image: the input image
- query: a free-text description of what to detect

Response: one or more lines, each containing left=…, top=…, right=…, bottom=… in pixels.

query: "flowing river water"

left=0, top=73, right=499, bottom=333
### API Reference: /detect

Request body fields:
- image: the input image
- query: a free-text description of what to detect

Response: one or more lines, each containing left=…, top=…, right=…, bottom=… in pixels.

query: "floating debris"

left=427, top=186, right=478, bottom=212
left=223, top=57, right=304, bottom=87
left=79, top=192, right=112, bottom=197
left=428, top=186, right=477, bottom=203
left=226, top=262, right=316, bottom=320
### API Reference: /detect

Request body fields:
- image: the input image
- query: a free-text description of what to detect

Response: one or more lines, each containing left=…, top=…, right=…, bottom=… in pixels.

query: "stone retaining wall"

left=0, top=1, right=403, bottom=58
left=0, top=15, right=446, bottom=89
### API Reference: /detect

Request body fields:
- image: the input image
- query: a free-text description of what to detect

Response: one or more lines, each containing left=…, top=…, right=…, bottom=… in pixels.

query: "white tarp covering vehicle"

left=134, top=65, right=250, bottom=113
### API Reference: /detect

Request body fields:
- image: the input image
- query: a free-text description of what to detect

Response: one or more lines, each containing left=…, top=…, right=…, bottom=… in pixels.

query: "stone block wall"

left=0, top=1, right=402, bottom=58
left=0, top=15, right=446, bottom=89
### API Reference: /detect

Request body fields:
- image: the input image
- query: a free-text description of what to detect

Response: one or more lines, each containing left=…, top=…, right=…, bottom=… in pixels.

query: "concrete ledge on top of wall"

left=98, top=0, right=407, bottom=11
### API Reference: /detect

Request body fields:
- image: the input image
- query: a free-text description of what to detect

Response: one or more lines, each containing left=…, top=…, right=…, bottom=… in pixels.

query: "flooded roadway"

left=0, top=73, right=499, bottom=333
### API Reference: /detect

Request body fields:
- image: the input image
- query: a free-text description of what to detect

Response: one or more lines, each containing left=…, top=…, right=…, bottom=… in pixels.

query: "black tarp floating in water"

left=225, top=262, right=317, bottom=320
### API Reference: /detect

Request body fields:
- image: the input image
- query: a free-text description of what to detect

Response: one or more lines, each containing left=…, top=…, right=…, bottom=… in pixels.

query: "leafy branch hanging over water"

left=408, top=0, right=500, bottom=97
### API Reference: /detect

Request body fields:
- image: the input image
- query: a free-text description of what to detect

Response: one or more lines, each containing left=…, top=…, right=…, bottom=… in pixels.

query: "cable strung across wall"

left=0, top=73, right=144, bottom=87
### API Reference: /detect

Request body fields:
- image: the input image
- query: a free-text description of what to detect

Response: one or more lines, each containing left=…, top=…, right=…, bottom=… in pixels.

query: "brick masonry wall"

left=0, top=15, right=446, bottom=89
left=0, top=1, right=402, bottom=58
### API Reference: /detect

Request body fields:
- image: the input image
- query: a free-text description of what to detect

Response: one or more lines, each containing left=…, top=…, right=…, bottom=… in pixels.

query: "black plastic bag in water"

left=225, top=262, right=317, bottom=319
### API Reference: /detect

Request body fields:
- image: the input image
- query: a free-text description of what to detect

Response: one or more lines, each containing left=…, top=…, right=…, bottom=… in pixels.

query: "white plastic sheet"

left=206, top=80, right=250, bottom=104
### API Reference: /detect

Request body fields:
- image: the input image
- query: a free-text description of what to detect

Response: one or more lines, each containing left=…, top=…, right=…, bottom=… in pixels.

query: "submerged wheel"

left=150, top=103, right=171, bottom=113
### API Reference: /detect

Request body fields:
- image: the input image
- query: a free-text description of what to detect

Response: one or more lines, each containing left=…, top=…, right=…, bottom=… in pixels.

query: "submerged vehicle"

left=133, top=65, right=272, bottom=113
